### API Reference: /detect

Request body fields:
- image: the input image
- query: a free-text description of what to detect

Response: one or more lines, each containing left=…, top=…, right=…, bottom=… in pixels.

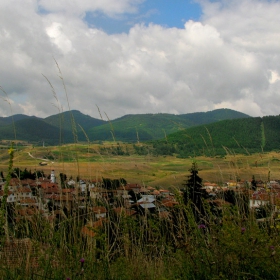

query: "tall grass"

left=1, top=190, right=280, bottom=279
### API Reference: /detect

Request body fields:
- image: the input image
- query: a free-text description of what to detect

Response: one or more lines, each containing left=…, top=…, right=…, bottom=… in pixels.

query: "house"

left=137, top=195, right=155, bottom=204
left=18, top=197, right=38, bottom=207
left=136, top=195, right=156, bottom=210
left=126, top=183, right=142, bottom=193
left=249, top=189, right=280, bottom=209
left=81, top=219, right=106, bottom=238
left=90, top=187, right=114, bottom=201
left=0, top=190, right=15, bottom=203
left=44, top=193, right=74, bottom=210
left=159, top=189, right=170, bottom=197
left=15, top=205, right=43, bottom=221
left=15, top=186, right=32, bottom=201
left=92, top=206, right=107, bottom=219
left=203, top=182, right=218, bottom=191
left=152, top=190, right=160, bottom=196
left=113, top=207, right=137, bottom=217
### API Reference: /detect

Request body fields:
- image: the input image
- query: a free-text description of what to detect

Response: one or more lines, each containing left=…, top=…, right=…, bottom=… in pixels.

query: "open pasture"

left=1, top=143, right=280, bottom=187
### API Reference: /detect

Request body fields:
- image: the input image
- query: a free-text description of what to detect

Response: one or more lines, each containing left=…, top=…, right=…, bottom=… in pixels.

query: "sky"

left=1, top=0, right=280, bottom=120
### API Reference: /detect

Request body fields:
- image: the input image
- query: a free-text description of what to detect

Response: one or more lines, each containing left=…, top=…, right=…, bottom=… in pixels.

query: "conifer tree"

left=251, top=175, right=257, bottom=191
left=0, top=171, right=4, bottom=181
left=183, top=162, right=207, bottom=217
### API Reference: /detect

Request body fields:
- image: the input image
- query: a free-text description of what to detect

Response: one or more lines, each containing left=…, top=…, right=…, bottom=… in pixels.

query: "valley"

left=1, top=142, right=280, bottom=187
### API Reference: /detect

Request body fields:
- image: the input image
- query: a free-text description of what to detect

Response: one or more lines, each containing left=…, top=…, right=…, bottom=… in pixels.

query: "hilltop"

left=0, top=108, right=250, bottom=145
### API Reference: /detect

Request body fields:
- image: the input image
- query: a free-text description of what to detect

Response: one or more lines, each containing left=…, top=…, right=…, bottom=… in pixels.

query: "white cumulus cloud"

left=0, top=0, right=280, bottom=119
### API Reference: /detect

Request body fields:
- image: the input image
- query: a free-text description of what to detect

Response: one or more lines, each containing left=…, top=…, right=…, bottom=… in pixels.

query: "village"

left=1, top=169, right=280, bottom=239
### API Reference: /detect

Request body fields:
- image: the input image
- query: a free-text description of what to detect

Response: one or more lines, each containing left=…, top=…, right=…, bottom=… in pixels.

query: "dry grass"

left=1, top=143, right=280, bottom=187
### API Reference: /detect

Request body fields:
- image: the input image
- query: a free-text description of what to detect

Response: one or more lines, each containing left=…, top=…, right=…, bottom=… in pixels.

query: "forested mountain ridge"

left=152, top=115, right=280, bottom=157
left=86, top=109, right=250, bottom=142
left=44, top=110, right=106, bottom=131
left=0, top=108, right=250, bottom=145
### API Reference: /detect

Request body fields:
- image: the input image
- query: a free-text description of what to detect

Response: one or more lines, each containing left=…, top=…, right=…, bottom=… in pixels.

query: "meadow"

left=1, top=142, right=280, bottom=187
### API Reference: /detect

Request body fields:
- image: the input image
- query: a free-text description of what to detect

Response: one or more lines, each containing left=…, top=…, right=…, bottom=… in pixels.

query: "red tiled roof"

left=204, top=182, right=218, bottom=187
left=81, top=225, right=96, bottom=237
left=44, top=194, right=74, bottom=201
left=16, top=207, right=40, bottom=216
left=43, top=186, right=60, bottom=194
left=19, top=198, right=37, bottom=204
left=126, top=183, right=141, bottom=190
left=162, top=201, right=178, bottom=207
left=113, top=207, right=137, bottom=216
left=0, top=190, right=13, bottom=196
left=38, top=177, right=51, bottom=182
left=17, top=187, right=31, bottom=193
left=21, top=179, right=36, bottom=185
left=159, top=189, right=169, bottom=193
left=62, top=188, right=75, bottom=193
left=81, top=219, right=107, bottom=238
left=92, top=206, right=107, bottom=214
left=152, top=190, right=160, bottom=195
left=40, top=182, right=59, bottom=189
left=209, top=199, right=231, bottom=207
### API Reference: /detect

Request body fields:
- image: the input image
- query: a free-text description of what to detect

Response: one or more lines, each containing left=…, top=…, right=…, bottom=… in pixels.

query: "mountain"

left=0, top=114, right=35, bottom=125
left=87, top=109, right=250, bottom=142
left=44, top=110, right=106, bottom=132
left=0, top=117, right=73, bottom=145
left=152, top=115, right=280, bottom=157
left=0, top=109, right=251, bottom=144
left=179, top=108, right=250, bottom=126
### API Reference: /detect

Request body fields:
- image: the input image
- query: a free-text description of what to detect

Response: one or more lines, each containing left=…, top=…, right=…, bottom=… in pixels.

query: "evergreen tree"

left=183, top=162, right=208, bottom=217
left=251, top=175, right=257, bottom=191
left=0, top=171, right=4, bottom=181
left=59, top=173, right=67, bottom=188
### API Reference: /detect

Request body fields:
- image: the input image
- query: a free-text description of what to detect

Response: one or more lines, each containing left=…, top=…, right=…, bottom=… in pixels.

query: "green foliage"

left=255, top=203, right=273, bottom=219
left=59, top=172, right=67, bottom=187
left=0, top=171, right=4, bottom=181
left=0, top=145, right=14, bottom=240
left=11, top=168, right=44, bottom=180
left=133, top=144, right=150, bottom=155
left=152, top=141, right=176, bottom=156
left=182, top=162, right=208, bottom=218
left=99, top=144, right=129, bottom=156
left=153, top=116, right=271, bottom=157
left=102, top=177, right=127, bottom=190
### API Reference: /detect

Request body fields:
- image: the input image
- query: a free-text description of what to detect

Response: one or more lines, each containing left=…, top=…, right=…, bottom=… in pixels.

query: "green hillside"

left=0, top=114, right=34, bottom=125
left=180, top=108, right=250, bottom=126
left=0, top=109, right=251, bottom=144
left=44, top=110, right=106, bottom=132
left=87, top=113, right=193, bottom=142
left=0, top=117, right=73, bottom=145
left=88, top=109, right=250, bottom=142
left=152, top=115, right=280, bottom=157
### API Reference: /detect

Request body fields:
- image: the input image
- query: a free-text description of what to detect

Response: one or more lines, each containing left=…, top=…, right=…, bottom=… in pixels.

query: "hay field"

left=0, top=143, right=280, bottom=187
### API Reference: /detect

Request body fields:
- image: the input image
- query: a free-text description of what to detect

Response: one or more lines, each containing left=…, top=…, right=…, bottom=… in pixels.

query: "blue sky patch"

left=84, top=0, right=202, bottom=34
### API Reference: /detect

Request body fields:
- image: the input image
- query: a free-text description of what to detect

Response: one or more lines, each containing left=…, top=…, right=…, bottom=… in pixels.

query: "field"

left=1, top=142, right=280, bottom=186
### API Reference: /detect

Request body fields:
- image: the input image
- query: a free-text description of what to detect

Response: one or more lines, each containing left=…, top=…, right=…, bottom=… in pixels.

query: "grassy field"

left=1, top=142, right=279, bottom=187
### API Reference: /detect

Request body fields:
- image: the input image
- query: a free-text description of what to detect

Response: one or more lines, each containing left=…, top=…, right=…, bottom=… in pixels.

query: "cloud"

left=1, top=0, right=280, bottom=120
